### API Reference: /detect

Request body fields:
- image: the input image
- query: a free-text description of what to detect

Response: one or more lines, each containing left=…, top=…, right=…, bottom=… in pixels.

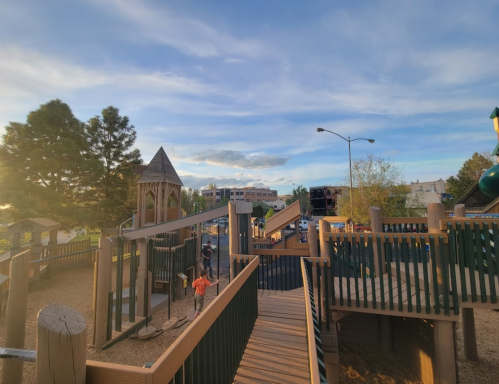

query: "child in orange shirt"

left=192, top=269, right=219, bottom=318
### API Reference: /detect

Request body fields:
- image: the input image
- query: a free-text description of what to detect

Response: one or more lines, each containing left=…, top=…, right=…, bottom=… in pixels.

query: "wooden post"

left=434, top=320, right=457, bottom=384
left=247, top=214, right=253, bottom=254
left=46, top=229, right=58, bottom=278
left=31, top=231, right=42, bottom=290
left=36, top=304, right=87, bottom=384
left=94, top=237, right=112, bottom=349
left=137, top=238, right=148, bottom=318
left=427, top=203, right=447, bottom=293
left=369, top=207, right=385, bottom=276
left=10, top=232, right=21, bottom=257
left=454, top=204, right=478, bottom=361
left=2, top=249, right=31, bottom=384
left=308, top=222, right=318, bottom=258
left=319, top=220, right=331, bottom=258
left=228, top=201, right=238, bottom=280
left=428, top=203, right=457, bottom=384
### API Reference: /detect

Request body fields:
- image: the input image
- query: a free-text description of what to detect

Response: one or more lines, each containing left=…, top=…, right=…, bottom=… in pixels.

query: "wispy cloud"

left=93, top=0, right=267, bottom=58
left=186, top=150, right=289, bottom=169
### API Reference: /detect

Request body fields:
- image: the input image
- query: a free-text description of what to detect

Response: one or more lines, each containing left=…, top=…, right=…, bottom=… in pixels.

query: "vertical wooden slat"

left=353, top=236, right=360, bottom=307
left=465, top=222, right=478, bottom=302
left=393, top=236, right=403, bottom=312
left=411, top=237, right=421, bottom=313
left=385, top=237, right=394, bottom=310
left=456, top=222, right=468, bottom=301
left=473, top=223, right=487, bottom=303
left=376, top=237, right=385, bottom=310
left=430, top=237, right=440, bottom=314
left=402, top=238, right=412, bottom=312
left=483, top=223, right=496, bottom=303
left=421, top=237, right=431, bottom=314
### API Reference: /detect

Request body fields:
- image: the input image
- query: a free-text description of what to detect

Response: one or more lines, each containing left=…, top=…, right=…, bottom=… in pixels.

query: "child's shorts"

left=195, top=293, right=205, bottom=311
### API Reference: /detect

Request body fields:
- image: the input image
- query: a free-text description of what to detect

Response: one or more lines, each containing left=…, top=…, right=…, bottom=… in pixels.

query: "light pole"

left=316, top=127, right=375, bottom=221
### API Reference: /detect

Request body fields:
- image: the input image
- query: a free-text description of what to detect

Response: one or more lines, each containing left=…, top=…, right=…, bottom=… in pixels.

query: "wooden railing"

left=381, top=217, right=428, bottom=233
left=316, top=220, right=499, bottom=319
left=87, top=256, right=259, bottom=384
left=302, top=258, right=328, bottom=383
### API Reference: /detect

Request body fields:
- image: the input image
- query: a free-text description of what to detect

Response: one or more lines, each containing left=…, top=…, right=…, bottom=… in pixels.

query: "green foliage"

left=265, top=207, right=275, bottom=220
left=285, top=184, right=310, bottom=215
left=86, top=106, right=142, bottom=227
left=0, top=99, right=97, bottom=229
left=337, top=154, right=409, bottom=224
left=0, top=100, right=142, bottom=230
left=446, top=152, right=494, bottom=204
left=181, top=188, right=206, bottom=215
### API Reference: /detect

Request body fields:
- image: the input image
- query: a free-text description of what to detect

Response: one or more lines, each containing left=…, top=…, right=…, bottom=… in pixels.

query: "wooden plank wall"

left=338, top=313, right=380, bottom=345
left=392, top=317, right=435, bottom=384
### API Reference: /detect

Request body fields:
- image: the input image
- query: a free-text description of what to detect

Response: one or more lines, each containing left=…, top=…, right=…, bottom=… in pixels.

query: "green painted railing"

left=146, top=257, right=259, bottom=383
left=325, top=232, right=459, bottom=317
left=447, top=221, right=498, bottom=305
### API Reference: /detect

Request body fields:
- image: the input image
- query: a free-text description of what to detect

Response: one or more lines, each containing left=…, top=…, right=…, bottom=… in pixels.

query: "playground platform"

left=234, top=288, right=309, bottom=384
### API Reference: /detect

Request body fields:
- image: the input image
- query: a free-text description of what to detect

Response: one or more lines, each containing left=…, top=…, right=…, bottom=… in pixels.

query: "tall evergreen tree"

left=86, top=106, right=142, bottom=228
left=0, top=99, right=97, bottom=228
left=446, top=152, right=494, bottom=204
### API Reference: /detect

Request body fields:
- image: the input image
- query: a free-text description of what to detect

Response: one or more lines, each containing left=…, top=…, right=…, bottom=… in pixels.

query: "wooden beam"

left=124, top=205, right=228, bottom=240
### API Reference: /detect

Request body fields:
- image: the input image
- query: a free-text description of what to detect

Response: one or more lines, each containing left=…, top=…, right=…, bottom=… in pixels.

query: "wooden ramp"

left=234, top=288, right=310, bottom=384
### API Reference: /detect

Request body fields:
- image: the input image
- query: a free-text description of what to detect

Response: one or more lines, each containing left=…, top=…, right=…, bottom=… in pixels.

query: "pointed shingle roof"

left=137, top=147, right=183, bottom=186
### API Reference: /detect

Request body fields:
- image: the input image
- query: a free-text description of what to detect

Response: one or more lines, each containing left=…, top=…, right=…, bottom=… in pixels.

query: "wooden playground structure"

left=3, top=114, right=499, bottom=383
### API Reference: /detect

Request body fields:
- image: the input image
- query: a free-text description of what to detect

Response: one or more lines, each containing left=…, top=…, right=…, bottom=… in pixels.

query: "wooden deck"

left=234, top=288, right=310, bottom=384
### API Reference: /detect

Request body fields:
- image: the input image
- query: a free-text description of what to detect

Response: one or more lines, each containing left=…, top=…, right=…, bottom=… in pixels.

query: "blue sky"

left=1, top=0, right=498, bottom=195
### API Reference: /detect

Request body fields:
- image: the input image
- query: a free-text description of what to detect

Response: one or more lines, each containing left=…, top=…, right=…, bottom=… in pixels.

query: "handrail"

left=124, top=205, right=228, bottom=240
left=118, top=215, right=134, bottom=236
left=302, top=258, right=328, bottom=383
left=147, top=256, right=259, bottom=383
left=321, top=231, right=448, bottom=243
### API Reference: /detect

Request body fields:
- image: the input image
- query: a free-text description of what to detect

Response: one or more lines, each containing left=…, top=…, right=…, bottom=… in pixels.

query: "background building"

left=202, top=187, right=278, bottom=208
left=410, top=179, right=446, bottom=193
left=309, top=186, right=345, bottom=216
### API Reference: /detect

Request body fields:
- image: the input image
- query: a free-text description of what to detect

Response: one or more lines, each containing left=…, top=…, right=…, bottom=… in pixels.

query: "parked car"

left=298, top=219, right=312, bottom=231
left=354, top=223, right=371, bottom=232
left=217, top=218, right=229, bottom=227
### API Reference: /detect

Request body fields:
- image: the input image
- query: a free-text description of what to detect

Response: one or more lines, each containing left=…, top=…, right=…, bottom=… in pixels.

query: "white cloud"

left=94, top=0, right=267, bottom=58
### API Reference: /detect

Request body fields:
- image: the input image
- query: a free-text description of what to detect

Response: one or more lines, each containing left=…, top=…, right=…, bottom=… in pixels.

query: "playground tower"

left=135, top=147, right=183, bottom=228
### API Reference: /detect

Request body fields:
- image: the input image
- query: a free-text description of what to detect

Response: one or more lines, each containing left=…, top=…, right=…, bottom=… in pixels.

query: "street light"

left=316, top=127, right=375, bottom=220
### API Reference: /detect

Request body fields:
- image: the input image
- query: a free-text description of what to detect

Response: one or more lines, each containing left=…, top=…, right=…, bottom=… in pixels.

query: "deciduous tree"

left=337, top=154, right=409, bottom=224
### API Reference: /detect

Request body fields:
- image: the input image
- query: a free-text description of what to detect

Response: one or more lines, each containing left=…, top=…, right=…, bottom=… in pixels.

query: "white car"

left=298, top=220, right=311, bottom=231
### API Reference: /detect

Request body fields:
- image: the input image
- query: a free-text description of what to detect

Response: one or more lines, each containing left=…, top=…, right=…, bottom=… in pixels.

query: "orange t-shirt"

left=192, top=277, right=211, bottom=296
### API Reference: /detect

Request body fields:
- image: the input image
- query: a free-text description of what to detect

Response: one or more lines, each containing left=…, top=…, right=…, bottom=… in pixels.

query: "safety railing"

left=444, top=220, right=498, bottom=305
left=302, top=258, right=328, bottom=383
left=382, top=217, right=428, bottom=233
left=322, top=232, right=459, bottom=318
left=250, top=249, right=308, bottom=291
left=142, top=256, right=259, bottom=384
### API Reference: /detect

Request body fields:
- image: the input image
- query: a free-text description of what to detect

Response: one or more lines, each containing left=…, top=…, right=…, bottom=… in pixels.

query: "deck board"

left=234, top=288, right=309, bottom=384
